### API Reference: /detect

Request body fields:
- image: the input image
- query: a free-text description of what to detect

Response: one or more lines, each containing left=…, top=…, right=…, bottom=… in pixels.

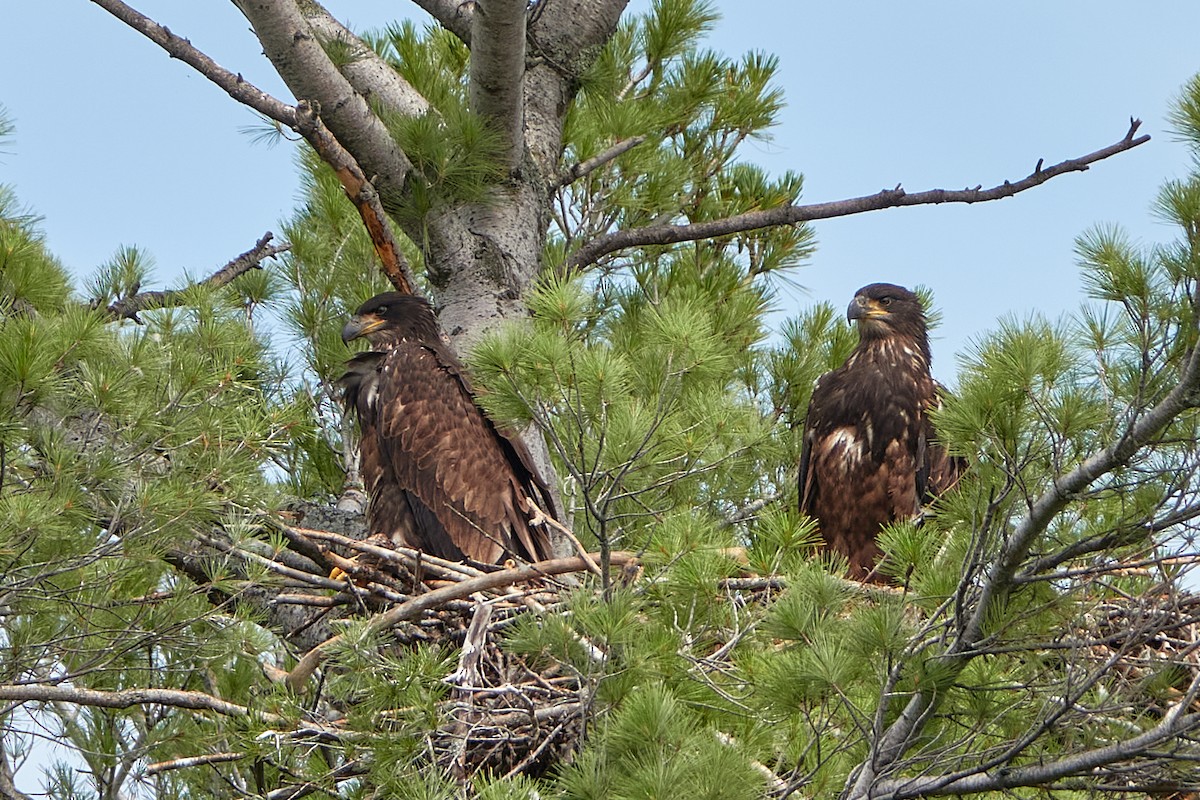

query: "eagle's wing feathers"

left=374, top=342, right=551, bottom=564
left=921, top=383, right=965, bottom=499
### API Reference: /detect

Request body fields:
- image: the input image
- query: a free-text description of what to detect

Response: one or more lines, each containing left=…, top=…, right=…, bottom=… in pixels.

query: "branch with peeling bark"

left=293, top=102, right=417, bottom=294
left=103, top=232, right=288, bottom=321
left=565, top=120, right=1151, bottom=272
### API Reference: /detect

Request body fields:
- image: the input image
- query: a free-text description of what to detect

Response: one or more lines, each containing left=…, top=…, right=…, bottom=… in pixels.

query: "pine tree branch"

left=89, top=0, right=300, bottom=128
left=524, top=0, right=629, bottom=175
left=470, top=0, right=529, bottom=171
left=551, top=135, right=648, bottom=190
left=0, top=733, right=34, bottom=800
left=300, top=7, right=431, bottom=117
left=103, top=232, right=288, bottom=321
left=285, top=551, right=639, bottom=691
left=871, top=707, right=1200, bottom=798
left=720, top=491, right=782, bottom=527
left=565, top=119, right=1151, bottom=272
left=412, top=0, right=474, bottom=44
left=0, top=684, right=287, bottom=726
left=233, top=0, right=415, bottom=202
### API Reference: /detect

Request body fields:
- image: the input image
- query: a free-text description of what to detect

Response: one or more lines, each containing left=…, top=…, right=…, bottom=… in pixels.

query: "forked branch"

left=91, top=0, right=417, bottom=295
left=285, top=551, right=639, bottom=691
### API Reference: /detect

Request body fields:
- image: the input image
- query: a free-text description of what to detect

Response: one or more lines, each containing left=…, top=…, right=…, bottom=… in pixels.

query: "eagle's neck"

left=369, top=331, right=434, bottom=351
left=850, top=330, right=931, bottom=373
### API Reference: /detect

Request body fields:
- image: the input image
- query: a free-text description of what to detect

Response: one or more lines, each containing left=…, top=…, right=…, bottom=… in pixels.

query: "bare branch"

left=103, top=232, right=288, bottom=321
left=565, top=120, right=1151, bottom=272
left=285, top=550, right=639, bottom=690
left=89, top=0, right=299, bottom=128
left=873, top=709, right=1200, bottom=799
left=720, top=491, right=782, bottom=527
left=293, top=102, right=417, bottom=294
left=0, top=684, right=287, bottom=726
left=146, top=752, right=246, bottom=777
left=551, top=135, right=648, bottom=190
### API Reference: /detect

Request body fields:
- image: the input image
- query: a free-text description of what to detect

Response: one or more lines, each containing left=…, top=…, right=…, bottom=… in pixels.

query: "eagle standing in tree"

left=338, top=292, right=557, bottom=566
left=797, top=283, right=962, bottom=582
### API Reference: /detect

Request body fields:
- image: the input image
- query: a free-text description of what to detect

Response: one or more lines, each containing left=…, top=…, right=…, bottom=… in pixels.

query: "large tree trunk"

left=236, top=0, right=626, bottom=346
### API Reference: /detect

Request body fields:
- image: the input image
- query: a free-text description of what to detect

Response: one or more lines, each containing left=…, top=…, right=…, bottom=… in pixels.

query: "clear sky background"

left=3, top=3, right=1200, bottom=386
left=2, top=2, right=1200, bottom=792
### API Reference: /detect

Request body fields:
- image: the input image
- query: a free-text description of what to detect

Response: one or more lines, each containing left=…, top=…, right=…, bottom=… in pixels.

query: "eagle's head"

left=341, top=292, right=442, bottom=347
left=847, top=283, right=926, bottom=342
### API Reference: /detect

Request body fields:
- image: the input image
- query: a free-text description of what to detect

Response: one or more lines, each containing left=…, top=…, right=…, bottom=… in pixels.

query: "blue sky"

left=3, top=3, right=1200, bottom=385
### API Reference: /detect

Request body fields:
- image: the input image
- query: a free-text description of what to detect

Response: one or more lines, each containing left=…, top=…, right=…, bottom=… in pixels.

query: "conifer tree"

left=2, top=3, right=1197, bottom=800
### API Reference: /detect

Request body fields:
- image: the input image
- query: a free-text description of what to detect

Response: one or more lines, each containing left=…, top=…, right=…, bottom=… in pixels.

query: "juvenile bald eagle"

left=797, top=283, right=962, bottom=582
left=339, top=293, right=557, bottom=566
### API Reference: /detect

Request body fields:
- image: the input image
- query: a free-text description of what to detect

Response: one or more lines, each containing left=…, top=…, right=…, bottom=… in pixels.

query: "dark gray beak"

left=341, top=316, right=366, bottom=344
left=847, top=295, right=867, bottom=323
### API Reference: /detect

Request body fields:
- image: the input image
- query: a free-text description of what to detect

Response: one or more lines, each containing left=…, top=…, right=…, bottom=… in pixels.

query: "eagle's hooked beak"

left=847, top=294, right=888, bottom=323
left=341, top=314, right=385, bottom=344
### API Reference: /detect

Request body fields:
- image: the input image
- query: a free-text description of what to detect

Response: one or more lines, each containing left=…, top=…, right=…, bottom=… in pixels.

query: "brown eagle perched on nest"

left=798, top=283, right=962, bottom=582
left=338, top=292, right=558, bottom=566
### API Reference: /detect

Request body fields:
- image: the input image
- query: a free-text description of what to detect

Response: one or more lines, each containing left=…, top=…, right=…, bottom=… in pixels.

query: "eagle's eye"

left=879, top=297, right=892, bottom=307
left=375, top=305, right=388, bottom=315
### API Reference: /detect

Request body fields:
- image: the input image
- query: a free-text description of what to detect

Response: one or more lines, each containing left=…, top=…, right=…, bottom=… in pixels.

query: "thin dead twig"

left=285, top=551, right=639, bottom=691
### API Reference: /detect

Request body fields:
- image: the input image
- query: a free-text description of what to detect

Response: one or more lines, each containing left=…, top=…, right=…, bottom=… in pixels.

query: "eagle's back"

left=345, top=341, right=554, bottom=565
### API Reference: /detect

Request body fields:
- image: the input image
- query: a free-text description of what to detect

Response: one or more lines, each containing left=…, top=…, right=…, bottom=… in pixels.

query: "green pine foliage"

left=255, top=6, right=1200, bottom=796
left=0, top=111, right=312, bottom=799
left=8, top=8, right=1200, bottom=799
